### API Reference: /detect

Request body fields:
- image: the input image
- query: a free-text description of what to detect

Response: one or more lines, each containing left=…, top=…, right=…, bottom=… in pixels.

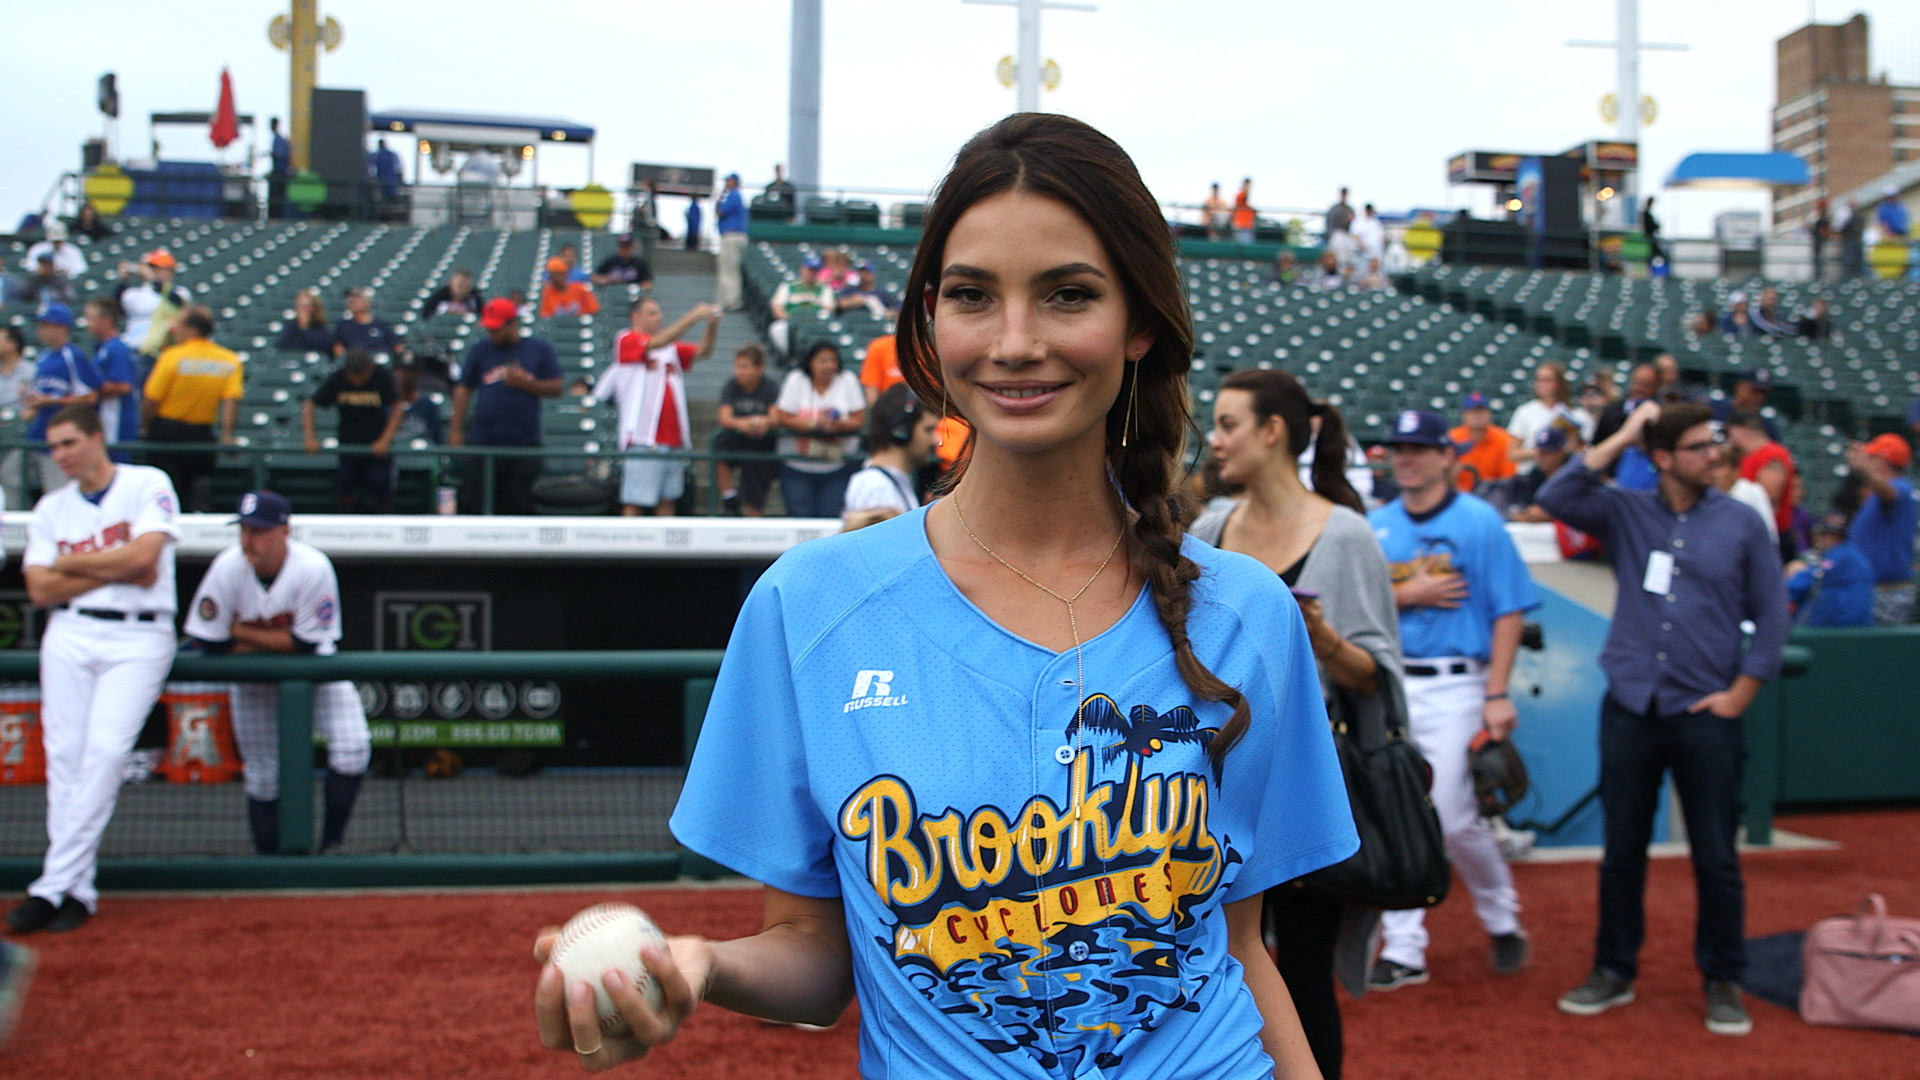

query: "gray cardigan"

left=1189, top=502, right=1406, bottom=748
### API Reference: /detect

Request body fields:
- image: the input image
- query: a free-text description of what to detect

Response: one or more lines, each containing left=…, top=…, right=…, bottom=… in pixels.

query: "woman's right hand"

left=534, top=926, right=715, bottom=1072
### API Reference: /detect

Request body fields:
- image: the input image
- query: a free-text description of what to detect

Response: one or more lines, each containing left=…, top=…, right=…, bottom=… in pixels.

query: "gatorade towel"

left=158, top=682, right=243, bottom=783
left=0, top=691, right=46, bottom=784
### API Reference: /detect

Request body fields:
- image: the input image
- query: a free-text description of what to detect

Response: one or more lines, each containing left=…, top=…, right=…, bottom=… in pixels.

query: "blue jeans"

left=1594, top=693, right=1747, bottom=985
left=778, top=461, right=855, bottom=518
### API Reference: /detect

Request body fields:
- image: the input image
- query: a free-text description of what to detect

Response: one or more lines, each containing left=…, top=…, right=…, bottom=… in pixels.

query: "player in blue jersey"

left=533, top=114, right=1357, bottom=1079
left=1367, top=409, right=1540, bottom=991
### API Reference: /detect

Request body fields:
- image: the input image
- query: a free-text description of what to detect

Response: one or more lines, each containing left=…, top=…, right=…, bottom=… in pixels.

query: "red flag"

left=210, top=68, right=239, bottom=149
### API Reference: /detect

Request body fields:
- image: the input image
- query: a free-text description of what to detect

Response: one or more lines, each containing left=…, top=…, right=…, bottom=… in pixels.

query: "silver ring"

left=575, top=1041, right=603, bottom=1056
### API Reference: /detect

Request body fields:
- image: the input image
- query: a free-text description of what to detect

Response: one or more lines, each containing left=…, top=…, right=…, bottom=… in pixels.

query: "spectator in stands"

left=1640, top=197, right=1665, bottom=267
left=1715, top=442, right=1781, bottom=549
left=1325, top=186, right=1355, bottom=242
left=24, top=304, right=102, bottom=496
left=392, top=362, right=443, bottom=447
left=303, top=349, right=404, bottom=513
left=1351, top=204, right=1386, bottom=274
left=537, top=260, right=599, bottom=320
left=1844, top=434, right=1917, bottom=625
left=1726, top=412, right=1796, bottom=558
left=1687, top=310, right=1716, bottom=337
left=1540, top=401, right=1788, bottom=1038
left=859, top=333, right=902, bottom=407
left=268, top=117, right=292, bottom=218
left=1508, top=426, right=1575, bottom=522
left=555, top=245, right=590, bottom=284
left=835, top=260, right=899, bottom=319
left=114, top=249, right=190, bottom=358
left=1203, top=182, right=1230, bottom=241
left=277, top=288, right=336, bottom=353
left=425, top=270, right=484, bottom=318
left=1507, top=361, right=1591, bottom=466
left=1836, top=198, right=1865, bottom=279
left=1189, top=368, right=1399, bottom=1080
left=1717, top=293, right=1759, bottom=337
left=68, top=203, right=113, bottom=243
left=590, top=235, right=652, bottom=288
left=716, top=173, right=749, bottom=311
left=683, top=196, right=702, bottom=251
left=1273, top=248, right=1299, bottom=285
left=1810, top=197, right=1830, bottom=280
left=595, top=298, right=721, bottom=516
left=772, top=340, right=865, bottom=517
left=1750, top=287, right=1793, bottom=337
left=367, top=137, right=403, bottom=205
left=763, top=164, right=797, bottom=222
left=7, top=253, right=74, bottom=310
left=767, top=256, right=834, bottom=361
left=841, top=384, right=937, bottom=527
left=334, top=287, right=404, bottom=359
left=82, top=299, right=141, bottom=464
left=1876, top=185, right=1910, bottom=242
left=820, top=247, right=856, bottom=291
left=1592, top=362, right=1658, bottom=487
left=1653, top=353, right=1693, bottom=403
left=22, top=221, right=86, bottom=280
left=1312, top=249, right=1346, bottom=291
left=1579, top=379, right=1611, bottom=418
left=140, top=306, right=241, bottom=512
left=1785, top=512, right=1874, bottom=628
left=715, top=343, right=779, bottom=517
left=450, top=298, right=563, bottom=515
left=1231, top=178, right=1257, bottom=244
left=1708, top=370, right=1780, bottom=440
left=1450, top=392, right=1516, bottom=493
left=0, top=326, right=34, bottom=510
left=1794, top=296, right=1831, bottom=340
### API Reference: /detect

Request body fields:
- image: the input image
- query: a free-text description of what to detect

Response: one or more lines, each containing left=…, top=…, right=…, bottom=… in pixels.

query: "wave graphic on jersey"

left=837, top=694, right=1237, bottom=1075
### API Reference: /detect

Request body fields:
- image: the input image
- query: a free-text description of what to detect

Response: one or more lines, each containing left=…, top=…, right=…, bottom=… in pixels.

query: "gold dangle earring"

left=1121, top=357, right=1141, bottom=448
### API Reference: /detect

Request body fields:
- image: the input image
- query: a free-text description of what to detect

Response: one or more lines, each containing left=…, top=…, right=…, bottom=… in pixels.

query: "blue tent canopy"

left=368, top=110, right=594, bottom=144
left=1666, top=152, right=1809, bottom=190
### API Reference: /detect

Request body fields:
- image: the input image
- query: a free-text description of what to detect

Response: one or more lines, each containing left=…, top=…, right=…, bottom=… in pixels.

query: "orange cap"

left=1865, top=433, right=1912, bottom=470
left=546, top=257, right=570, bottom=273
left=145, top=248, right=176, bottom=268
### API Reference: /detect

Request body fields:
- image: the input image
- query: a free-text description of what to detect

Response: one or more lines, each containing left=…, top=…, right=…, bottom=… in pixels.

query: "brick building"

left=1772, top=14, right=1920, bottom=234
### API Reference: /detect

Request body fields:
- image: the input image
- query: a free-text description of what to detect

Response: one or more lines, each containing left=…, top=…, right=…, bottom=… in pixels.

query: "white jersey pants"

left=32, top=611, right=176, bottom=911
left=1379, top=664, right=1522, bottom=971
left=230, top=681, right=371, bottom=801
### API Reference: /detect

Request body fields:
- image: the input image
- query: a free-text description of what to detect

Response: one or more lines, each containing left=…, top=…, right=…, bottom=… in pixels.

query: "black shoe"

left=4, top=898, right=57, bottom=935
left=1367, top=959, right=1429, bottom=991
left=1704, top=980, right=1752, bottom=1036
left=45, top=898, right=90, bottom=933
left=1491, top=930, right=1531, bottom=974
left=1558, top=968, right=1635, bottom=1015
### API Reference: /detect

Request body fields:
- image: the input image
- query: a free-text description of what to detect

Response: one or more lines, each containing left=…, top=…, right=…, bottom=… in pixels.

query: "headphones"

left=888, top=393, right=921, bottom=446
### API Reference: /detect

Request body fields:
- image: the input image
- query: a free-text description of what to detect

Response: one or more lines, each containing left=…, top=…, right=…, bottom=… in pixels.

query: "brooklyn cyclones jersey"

left=1368, top=490, right=1539, bottom=662
left=23, top=464, right=180, bottom=613
left=673, top=507, right=1356, bottom=1080
left=185, top=539, right=344, bottom=655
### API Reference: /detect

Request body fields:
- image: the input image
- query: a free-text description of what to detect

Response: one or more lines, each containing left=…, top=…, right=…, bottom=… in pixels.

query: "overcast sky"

left=8, top=1, right=1918, bottom=239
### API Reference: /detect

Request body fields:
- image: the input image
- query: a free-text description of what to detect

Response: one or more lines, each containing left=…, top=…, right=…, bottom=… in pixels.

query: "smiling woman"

left=534, top=114, right=1356, bottom=1080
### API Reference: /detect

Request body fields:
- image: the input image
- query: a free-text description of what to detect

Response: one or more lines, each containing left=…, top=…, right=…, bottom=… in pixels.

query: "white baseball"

left=550, top=902, right=668, bottom=1036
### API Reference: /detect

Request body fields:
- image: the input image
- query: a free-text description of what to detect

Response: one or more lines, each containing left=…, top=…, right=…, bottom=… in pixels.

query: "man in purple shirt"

left=1537, top=400, right=1788, bottom=1039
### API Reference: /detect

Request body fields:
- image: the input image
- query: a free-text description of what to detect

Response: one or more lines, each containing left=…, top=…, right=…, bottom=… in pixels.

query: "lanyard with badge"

left=1643, top=548, right=1675, bottom=596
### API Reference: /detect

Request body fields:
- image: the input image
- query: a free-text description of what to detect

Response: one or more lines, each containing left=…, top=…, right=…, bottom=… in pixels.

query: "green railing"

left=0, top=649, right=724, bottom=888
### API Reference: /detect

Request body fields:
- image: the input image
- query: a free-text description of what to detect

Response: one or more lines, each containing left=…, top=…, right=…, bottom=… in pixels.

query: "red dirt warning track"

left=3, top=808, right=1914, bottom=1079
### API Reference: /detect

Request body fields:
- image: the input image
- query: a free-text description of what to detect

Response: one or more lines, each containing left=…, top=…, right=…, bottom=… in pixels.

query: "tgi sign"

left=375, top=592, right=492, bottom=651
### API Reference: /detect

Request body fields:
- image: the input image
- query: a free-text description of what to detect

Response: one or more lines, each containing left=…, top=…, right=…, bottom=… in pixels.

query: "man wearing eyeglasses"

left=1535, top=400, right=1788, bottom=1038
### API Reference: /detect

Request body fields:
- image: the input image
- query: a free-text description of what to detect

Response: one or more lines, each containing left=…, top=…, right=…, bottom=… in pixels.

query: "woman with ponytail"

left=536, top=114, right=1355, bottom=1080
left=1190, top=370, right=1404, bottom=1080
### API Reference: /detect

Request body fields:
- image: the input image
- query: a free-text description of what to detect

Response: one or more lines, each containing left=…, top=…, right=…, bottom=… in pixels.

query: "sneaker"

left=3, top=897, right=57, bottom=935
left=1491, top=931, right=1531, bottom=974
left=1367, top=959, right=1429, bottom=991
left=0, top=941, right=34, bottom=1049
left=1705, top=981, right=1752, bottom=1036
left=45, top=897, right=90, bottom=933
left=1557, top=968, right=1635, bottom=1016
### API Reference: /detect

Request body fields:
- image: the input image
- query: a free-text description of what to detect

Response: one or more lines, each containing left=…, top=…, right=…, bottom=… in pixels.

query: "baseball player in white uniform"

left=184, top=490, right=370, bottom=855
left=8, top=405, right=179, bottom=934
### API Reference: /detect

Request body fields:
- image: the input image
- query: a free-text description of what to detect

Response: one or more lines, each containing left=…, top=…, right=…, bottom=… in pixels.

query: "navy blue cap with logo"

left=233, top=490, right=292, bottom=528
left=1388, top=409, right=1452, bottom=448
left=1532, top=425, right=1569, bottom=452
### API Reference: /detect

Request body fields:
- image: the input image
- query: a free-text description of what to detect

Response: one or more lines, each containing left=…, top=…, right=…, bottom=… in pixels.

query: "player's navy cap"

left=1460, top=391, right=1490, bottom=411
left=233, top=490, right=292, bottom=528
left=1388, top=409, right=1452, bottom=448
left=1533, top=425, right=1569, bottom=452
left=802, top=255, right=824, bottom=270
left=1813, top=511, right=1849, bottom=537
left=35, top=302, right=75, bottom=327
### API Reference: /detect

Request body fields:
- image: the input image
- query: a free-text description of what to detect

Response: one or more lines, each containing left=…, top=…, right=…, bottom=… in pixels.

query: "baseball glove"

left=1468, top=730, right=1530, bottom=818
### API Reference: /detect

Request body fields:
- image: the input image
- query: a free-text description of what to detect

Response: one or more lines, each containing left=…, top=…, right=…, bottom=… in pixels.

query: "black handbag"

left=1303, top=675, right=1451, bottom=911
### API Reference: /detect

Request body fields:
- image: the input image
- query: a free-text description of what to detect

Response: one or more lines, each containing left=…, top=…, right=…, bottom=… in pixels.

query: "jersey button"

left=1053, top=745, right=1075, bottom=765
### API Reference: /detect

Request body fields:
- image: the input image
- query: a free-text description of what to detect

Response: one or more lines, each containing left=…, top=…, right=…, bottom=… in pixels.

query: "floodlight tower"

left=790, top=0, right=822, bottom=211
left=1569, top=0, right=1688, bottom=226
left=965, top=0, right=1095, bottom=113
left=268, top=0, right=343, bottom=171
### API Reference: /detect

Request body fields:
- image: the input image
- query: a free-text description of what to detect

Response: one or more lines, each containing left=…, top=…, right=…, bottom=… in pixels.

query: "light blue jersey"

left=673, top=506, right=1356, bottom=1080
left=1369, top=491, right=1540, bottom=660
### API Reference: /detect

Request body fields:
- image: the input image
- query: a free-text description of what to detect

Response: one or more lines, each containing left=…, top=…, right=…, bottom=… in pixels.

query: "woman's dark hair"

left=803, top=340, right=841, bottom=376
left=1534, top=361, right=1571, bottom=406
left=1, top=326, right=26, bottom=354
left=868, top=383, right=923, bottom=449
left=895, top=112, right=1251, bottom=764
left=1218, top=368, right=1364, bottom=514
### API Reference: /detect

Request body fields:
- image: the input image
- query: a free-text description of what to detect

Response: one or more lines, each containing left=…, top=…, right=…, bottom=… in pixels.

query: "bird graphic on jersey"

left=839, top=692, right=1232, bottom=1076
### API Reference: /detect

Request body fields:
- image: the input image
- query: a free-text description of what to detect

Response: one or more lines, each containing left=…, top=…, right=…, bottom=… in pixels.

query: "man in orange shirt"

left=1450, top=392, right=1515, bottom=493
left=537, top=258, right=600, bottom=319
left=859, top=333, right=902, bottom=407
left=1232, top=178, right=1257, bottom=244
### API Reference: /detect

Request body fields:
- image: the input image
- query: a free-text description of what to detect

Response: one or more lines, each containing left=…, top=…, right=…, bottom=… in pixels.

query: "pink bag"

left=1800, top=894, right=1920, bottom=1033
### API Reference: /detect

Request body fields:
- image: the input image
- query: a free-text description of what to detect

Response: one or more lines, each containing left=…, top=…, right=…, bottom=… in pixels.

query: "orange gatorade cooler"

left=0, top=688, right=45, bottom=784
left=158, top=682, right=244, bottom=784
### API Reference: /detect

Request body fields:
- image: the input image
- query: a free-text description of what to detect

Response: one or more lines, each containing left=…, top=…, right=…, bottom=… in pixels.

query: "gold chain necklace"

left=952, top=495, right=1125, bottom=819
